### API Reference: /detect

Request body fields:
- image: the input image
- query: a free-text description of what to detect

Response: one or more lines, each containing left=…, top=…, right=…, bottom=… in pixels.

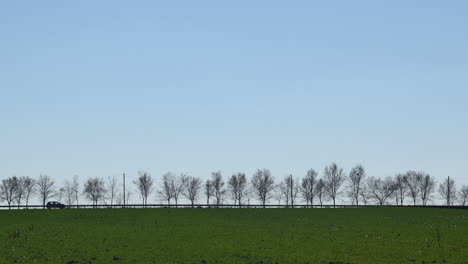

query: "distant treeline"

left=1, top=163, right=467, bottom=209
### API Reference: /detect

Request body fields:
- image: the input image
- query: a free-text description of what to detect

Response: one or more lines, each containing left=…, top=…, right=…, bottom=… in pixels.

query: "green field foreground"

left=0, top=208, right=467, bottom=264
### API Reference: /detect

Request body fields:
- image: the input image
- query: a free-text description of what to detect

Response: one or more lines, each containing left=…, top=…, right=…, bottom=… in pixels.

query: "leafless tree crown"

left=83, top=177, right=106, bottom=207
left=347, top=165, right=365, bottom=206
left=439, top=177, right=457, bottom=206
left=37, top=175, right=56, bottom=209
left=366, top=176, right=396, bottom=205
left=227, top=173, right=247, bottom=206
left=160, top=172, right=176, bottom=205
left=211, top=171, right=225, bottom=207
left=301, top=169, right=318, bottom=207
left=251, top=169, right=275, bottom=208
left=182, top=175, right=202, bottom=206
left=323, top=163, right=345, bottom=208
left=135, top=171, right=154, bottom=206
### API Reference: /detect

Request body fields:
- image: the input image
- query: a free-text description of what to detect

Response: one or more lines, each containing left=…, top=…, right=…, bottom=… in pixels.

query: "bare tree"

left=134, top=171, right=154, bottom=206
left=394, top=174, right=407, bottom=206
left=173, top=174, right=185, bottom=206
left=114, top=190, right=122, bottom=204
left=438, top=176, right=456, bottom=206
left=324, top=163, right=346, bottom=208
left=158, top=172, right=184, bottom=206
left=227, top=175, right=238, bottom=205
left=279, top=181, right=290, bottom=206
left=72, top=175, right=80, bottom=207
left=301, top=169, right=318, bottom=207
left=83, top=177, right=106, bottom=207
left=125, top=188, right=132, bottom=204
left=160, top=172, right=176, bottom=205
left=182, top=175, right=202, bottom=207
left=62, top=175, right=80, bottom=207
left=37, top=175, right=56, bottom=209
left=282, top=174, right=300, bottom=207
left=23, top=177, right=35, bottom=207
left=205, top=179, right=213, bottom=206
left=367, top=176, right=396, bottom=205
left=211, top=171, right=225, bottom=207
left=459, top=185, right=468, bottom=206
left=64, top=179, right=76, bottom=206
left=227, top=173, right=248, bottom=207
left=245, top=186, right=255, bottom=205
left=273, top=185, right=284, bottom=205
left=107, top=175, right=119, bottom=206
left=347, top=165, right=365, bottom=207
left=57, top=187, right=65, bottom=203
left=14, top=177, right=27, bottom=209
left=251, top=169, right=275, bottom=208
left=419, top=173, right=435, bottom=206
left=0, top=177, right=18, bottom=210
left=235, top=173, right=248, bottom=206
left=403, top=171, right=422, bottom=205
left=315, top=178, right=326, bottom=207
left=359, top=183, right=370, bottom=205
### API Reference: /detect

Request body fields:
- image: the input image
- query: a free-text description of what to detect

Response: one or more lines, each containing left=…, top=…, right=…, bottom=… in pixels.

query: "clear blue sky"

left=1, top=1, right=467, bottom=188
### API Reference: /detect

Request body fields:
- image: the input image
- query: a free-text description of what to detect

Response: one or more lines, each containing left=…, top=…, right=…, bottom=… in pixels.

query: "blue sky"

left=1, top=1, right=467, bottom=189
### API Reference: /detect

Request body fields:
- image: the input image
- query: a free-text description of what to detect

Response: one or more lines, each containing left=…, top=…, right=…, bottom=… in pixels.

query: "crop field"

left=0, top=208, right=467, bottom=264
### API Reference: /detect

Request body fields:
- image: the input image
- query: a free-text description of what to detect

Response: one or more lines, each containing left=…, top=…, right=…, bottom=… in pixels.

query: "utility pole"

left=123, top=173, right=126, bottom=208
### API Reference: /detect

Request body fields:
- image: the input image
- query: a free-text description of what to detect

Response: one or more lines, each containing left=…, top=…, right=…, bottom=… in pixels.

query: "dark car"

left=46, top=201, right=66, bottom=209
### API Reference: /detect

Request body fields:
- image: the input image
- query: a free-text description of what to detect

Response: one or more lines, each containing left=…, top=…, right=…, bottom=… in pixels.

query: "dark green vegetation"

left=0, top=208, right=467, bottom=264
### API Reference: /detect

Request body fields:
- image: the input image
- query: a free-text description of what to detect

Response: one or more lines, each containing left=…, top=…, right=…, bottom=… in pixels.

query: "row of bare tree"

left=1, top=163, right=467, bottom=209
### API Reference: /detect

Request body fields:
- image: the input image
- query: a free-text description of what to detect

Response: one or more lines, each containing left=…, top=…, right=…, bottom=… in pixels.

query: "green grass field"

left=0, top=208, right=467, bottom=264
